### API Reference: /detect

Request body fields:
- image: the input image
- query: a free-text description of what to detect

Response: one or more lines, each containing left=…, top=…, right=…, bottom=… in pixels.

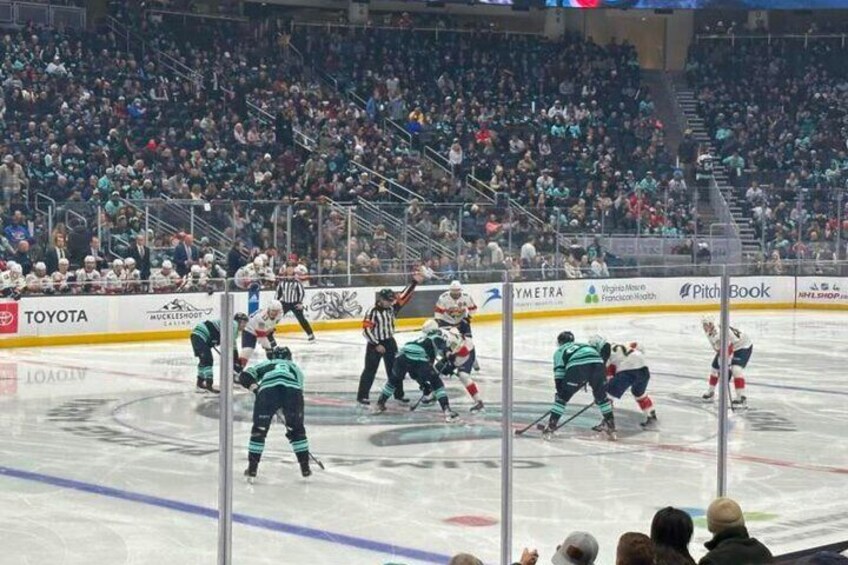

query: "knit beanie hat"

left=707, top=497, right=745, bottom=534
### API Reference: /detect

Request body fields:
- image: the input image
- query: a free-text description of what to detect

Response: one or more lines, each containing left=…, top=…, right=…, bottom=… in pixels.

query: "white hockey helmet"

left=190, top=264, right=201, bottom=275
left=161, top=260, right=173, bottom=271
left=8, top=261, right=22, bottom=275
left=701, top=315, right=716, bottom=331
left=587, top=334, right=607, bottom=352
left=58, top=257, right=70, bottom=268
left=253, top=255, right=265, bottom=268
left=84, top=255, right=96, bottom=266
left=421, top=319, right=439, bottom=334
left=112, top=259, right=124, bottom=269
left=267, top=299, right=283, bottom=313
left=449, top=280, right=462, bottom=296
left=442, top=327, right=462, bottom=350
left=125, top=257, right=136, bottom=268
left=203, top=253, right=214, bottom=264
left=34, top=262, right=47, bottom=274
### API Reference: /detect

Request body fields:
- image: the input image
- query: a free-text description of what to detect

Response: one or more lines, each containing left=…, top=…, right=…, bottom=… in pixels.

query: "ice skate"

left=372, top=400, right=387, bottom=415
left=640, top=411, right=658, bottom=430
left=244, top=465, right=257, bottom=484
left=592, top=418, right=617, bottom=440
left=298, top=456, right=312, bottom=478
left=731, top=395, right=748, bottom=410
left=420, top=393, right=436, bottom=406
left=469, top=400, right=485, bottom=414
left=195, top=377, right=207, bottom=393
left=356, top=397, right=371, bottom=407
left=540, top=423, right=555, bottom=441
left=307, top=334, right=316, bottom=342
left=444, top=410, right=460, bottom=423
left=702, top=388, right=715, bottom=401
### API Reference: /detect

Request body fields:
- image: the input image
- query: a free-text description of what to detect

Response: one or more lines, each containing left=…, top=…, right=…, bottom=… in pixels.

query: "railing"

left=347, top=161, right=418, bottom=203
left=696, top=32, right=848, bottom=47
left=291, top=20, right=545, bottom=38
left=145, top=7, right=248, bottom=24
left=385, top=118, right=412, bottom=146
left=0, top=1, right=86, bottom=30
left=424, top=146, right=453, bottom=178
left=465, top=173, right=496, bottom=203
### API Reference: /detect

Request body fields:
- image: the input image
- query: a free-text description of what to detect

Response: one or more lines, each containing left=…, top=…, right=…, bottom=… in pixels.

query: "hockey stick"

left=551, top=402, right=595, bottom=432
left=409, top=393, right=427, bottom=412
left=309, top=452, right=326, bottom=471
left=515, top=410, right=552, bottom=436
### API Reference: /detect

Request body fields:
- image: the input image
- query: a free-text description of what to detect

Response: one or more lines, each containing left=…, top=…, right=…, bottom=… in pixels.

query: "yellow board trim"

left=2, top=301, right=844, bottom=349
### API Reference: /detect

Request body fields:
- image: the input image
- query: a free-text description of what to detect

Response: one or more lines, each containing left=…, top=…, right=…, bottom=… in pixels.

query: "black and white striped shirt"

left=361, top=282, right=418, bottom=344
left=362, top=306, right=396, bottom=344
left=276, top=277, right=305, bottom=304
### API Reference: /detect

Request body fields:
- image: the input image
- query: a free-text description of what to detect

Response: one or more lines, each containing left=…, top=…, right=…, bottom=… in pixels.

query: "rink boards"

left=0, top=275, right=846, bottom=347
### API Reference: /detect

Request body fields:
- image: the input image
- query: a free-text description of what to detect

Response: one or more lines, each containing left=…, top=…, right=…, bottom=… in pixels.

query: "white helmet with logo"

left=8, top=261, right=22, bottom=275
left=34, top=262, right=47, bottom=275
left=161, top=260, right=173, bottom=272
left=267, top=299, right=283, bottom=314
left=112, top=259, right=124, bottom=269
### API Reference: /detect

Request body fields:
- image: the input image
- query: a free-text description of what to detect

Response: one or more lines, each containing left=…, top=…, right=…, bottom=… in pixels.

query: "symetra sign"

left=679, top=282, right=772, bottom=300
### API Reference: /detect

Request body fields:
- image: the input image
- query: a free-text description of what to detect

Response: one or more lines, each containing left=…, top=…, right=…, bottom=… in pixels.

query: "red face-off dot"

left=444, top=515, right=499, bottom=527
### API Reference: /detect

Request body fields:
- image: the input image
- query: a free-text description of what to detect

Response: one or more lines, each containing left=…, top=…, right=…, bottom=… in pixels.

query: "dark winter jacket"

left=698, top=526, right=773, bottom=565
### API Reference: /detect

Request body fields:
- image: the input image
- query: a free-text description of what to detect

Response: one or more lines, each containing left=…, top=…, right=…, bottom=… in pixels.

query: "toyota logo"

left=0, top=311, right=14, bottom=327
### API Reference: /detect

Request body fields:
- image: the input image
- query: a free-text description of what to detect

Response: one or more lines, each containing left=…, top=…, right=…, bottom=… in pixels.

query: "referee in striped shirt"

left=275, top=264, right=315, bottom=341
left=356, top=274, right=422, bottom=406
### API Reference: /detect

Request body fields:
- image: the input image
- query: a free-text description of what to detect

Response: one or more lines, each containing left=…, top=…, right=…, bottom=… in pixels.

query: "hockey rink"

left=1, top=311, right=847, bottom=565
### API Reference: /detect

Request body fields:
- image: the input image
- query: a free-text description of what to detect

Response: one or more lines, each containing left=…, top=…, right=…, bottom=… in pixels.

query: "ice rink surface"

left=1, top=311, right=847, bottom=565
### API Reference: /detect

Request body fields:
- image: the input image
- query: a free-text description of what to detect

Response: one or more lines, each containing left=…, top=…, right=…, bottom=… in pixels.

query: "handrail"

left=346, top=88, right=367, bottom=109
left=348, top=161, right=417, bottom=203
left=465, top=173, right=496, bottom=203
left=385, top=117, right=412, bottom=146
left=34, top=193, right=56, bottom=216
left=424, top=146, right=453, bottom=178
left=145, top=8, right=248, bottom=24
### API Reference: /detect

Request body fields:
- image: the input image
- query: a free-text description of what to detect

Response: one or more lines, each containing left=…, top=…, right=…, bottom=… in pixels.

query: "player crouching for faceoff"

left=373, top=327, right=464, bottom=423
left=191, top=313, right=249, bottom=393
left=588, top=336, right=658, bottom=429
left=541, top=331, right=616, bottom=440
left=701, top=316, right=752, bottom=408
left=238, top=346, right=312, bottom=480
left=424, top=319, right=485, bottom=413
left=239, top=300, right=284, bottom=369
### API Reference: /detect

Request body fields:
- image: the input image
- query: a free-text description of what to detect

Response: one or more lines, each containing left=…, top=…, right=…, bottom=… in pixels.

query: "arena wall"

left=0, top=276, right=844, bottom=348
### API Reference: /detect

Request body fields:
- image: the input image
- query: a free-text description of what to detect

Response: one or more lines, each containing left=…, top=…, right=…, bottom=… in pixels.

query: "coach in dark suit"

left=127, top=234, right=151, bottom=281
left=173, top=234, right=199, bottom=277
left=44, top=233, right=69, bottom=274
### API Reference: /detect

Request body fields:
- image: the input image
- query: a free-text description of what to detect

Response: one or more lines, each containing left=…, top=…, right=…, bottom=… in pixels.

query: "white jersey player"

left=150, top=261, right=181, bottom=293
left=701, top=316, right=752, bottom=407
left=52, top=258, right=73, bottom=293
left=124, top=257, right=142, bottom=293
left=434, top=280, right=477, bottom=336
left=235, top=256, right=265, bottom=290
left=1, top=261, right=26, bottom=298
left=25, top=262, right=54, bottom=294
left=74, top=256, right=102, bottom=294
left=423, top=319, right=485, bottom=413
left=201, top=253, right=227, bottom=279
left=238, top=300, right=284, bottom=368
left=179, top=264, right=209, bottom=292
left=589, top=336, right=657, bottom=429
left=103, top=259, right=127, bottom=294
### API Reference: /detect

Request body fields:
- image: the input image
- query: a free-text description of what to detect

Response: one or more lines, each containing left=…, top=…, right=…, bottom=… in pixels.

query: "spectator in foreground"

left=617, top=532, right=655, bottom=565
left=449, top=554, right=483, bottom=565
left=551, top=531, right=598, bottom=565
left=699, top=497, right=773, bottom=565
left=651, top=507, right=696, bottom=564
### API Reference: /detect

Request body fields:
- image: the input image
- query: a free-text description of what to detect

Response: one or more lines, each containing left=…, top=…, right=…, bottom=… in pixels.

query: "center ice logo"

left=585, top=285, right=599, bottom=304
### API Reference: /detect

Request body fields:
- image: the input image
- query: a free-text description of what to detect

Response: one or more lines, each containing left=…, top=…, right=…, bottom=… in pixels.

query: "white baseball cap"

left=551, top=532, right=598, bottom=565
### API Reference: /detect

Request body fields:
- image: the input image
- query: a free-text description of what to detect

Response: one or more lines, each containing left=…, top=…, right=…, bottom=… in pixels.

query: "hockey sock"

left=198, top=365, right=213, bottom=381
left=465, top=381, right=480, bottom=401
left=434, top=387, right=449, bottom=411
left=248, top=427, right=267, bottom=469
left=378, top=383, right=395, bottom=404
left=635, top=394, right=654, bottom=413
left=549, top=396, right=566, bottom=428
left=708, top=373, right=719, bottom=388
left=289, top=438, right=310, bottom=457
left=733, top=377, right=746, bottom=392
left=597, top=399, right=613, bottom=418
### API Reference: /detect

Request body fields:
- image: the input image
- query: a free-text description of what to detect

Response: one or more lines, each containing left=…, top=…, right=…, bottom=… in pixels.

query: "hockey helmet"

left=267, top=346, right=292, bottom=361
left=421, top=319, right=439, bottom=333
left=557, top=331, right=575, bottom=345
left=34, top=262, right=47, bottom=274
left=442, top=327, right=463, bottom=350
left=190, top=264, right=202, bottom=275
left=112, top=258, right=124, bottom=269
left=587, top=335, right=607, bottom=352
left=234, top=312, right=249, bottom=324
left=378, top=288, right=396, bottom=302
left=125, top=257, right=136, bottom=268
left=449, top=280, right=462, bottom=297
left=161, top=260, right=173, bottom=271
left=253, top=255, right=265, bottom=268
left=267, top=299, right=283, bottom=313
left=701, top=315, right=716, bottom=332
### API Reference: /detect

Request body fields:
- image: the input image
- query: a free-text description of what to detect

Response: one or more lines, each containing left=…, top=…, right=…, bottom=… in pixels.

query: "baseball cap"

left=551, top=532, right=598, bottom=565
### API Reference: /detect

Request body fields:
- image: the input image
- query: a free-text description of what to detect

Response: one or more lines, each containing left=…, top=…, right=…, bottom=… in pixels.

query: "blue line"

left=0, top=465, right=451, bottom=564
